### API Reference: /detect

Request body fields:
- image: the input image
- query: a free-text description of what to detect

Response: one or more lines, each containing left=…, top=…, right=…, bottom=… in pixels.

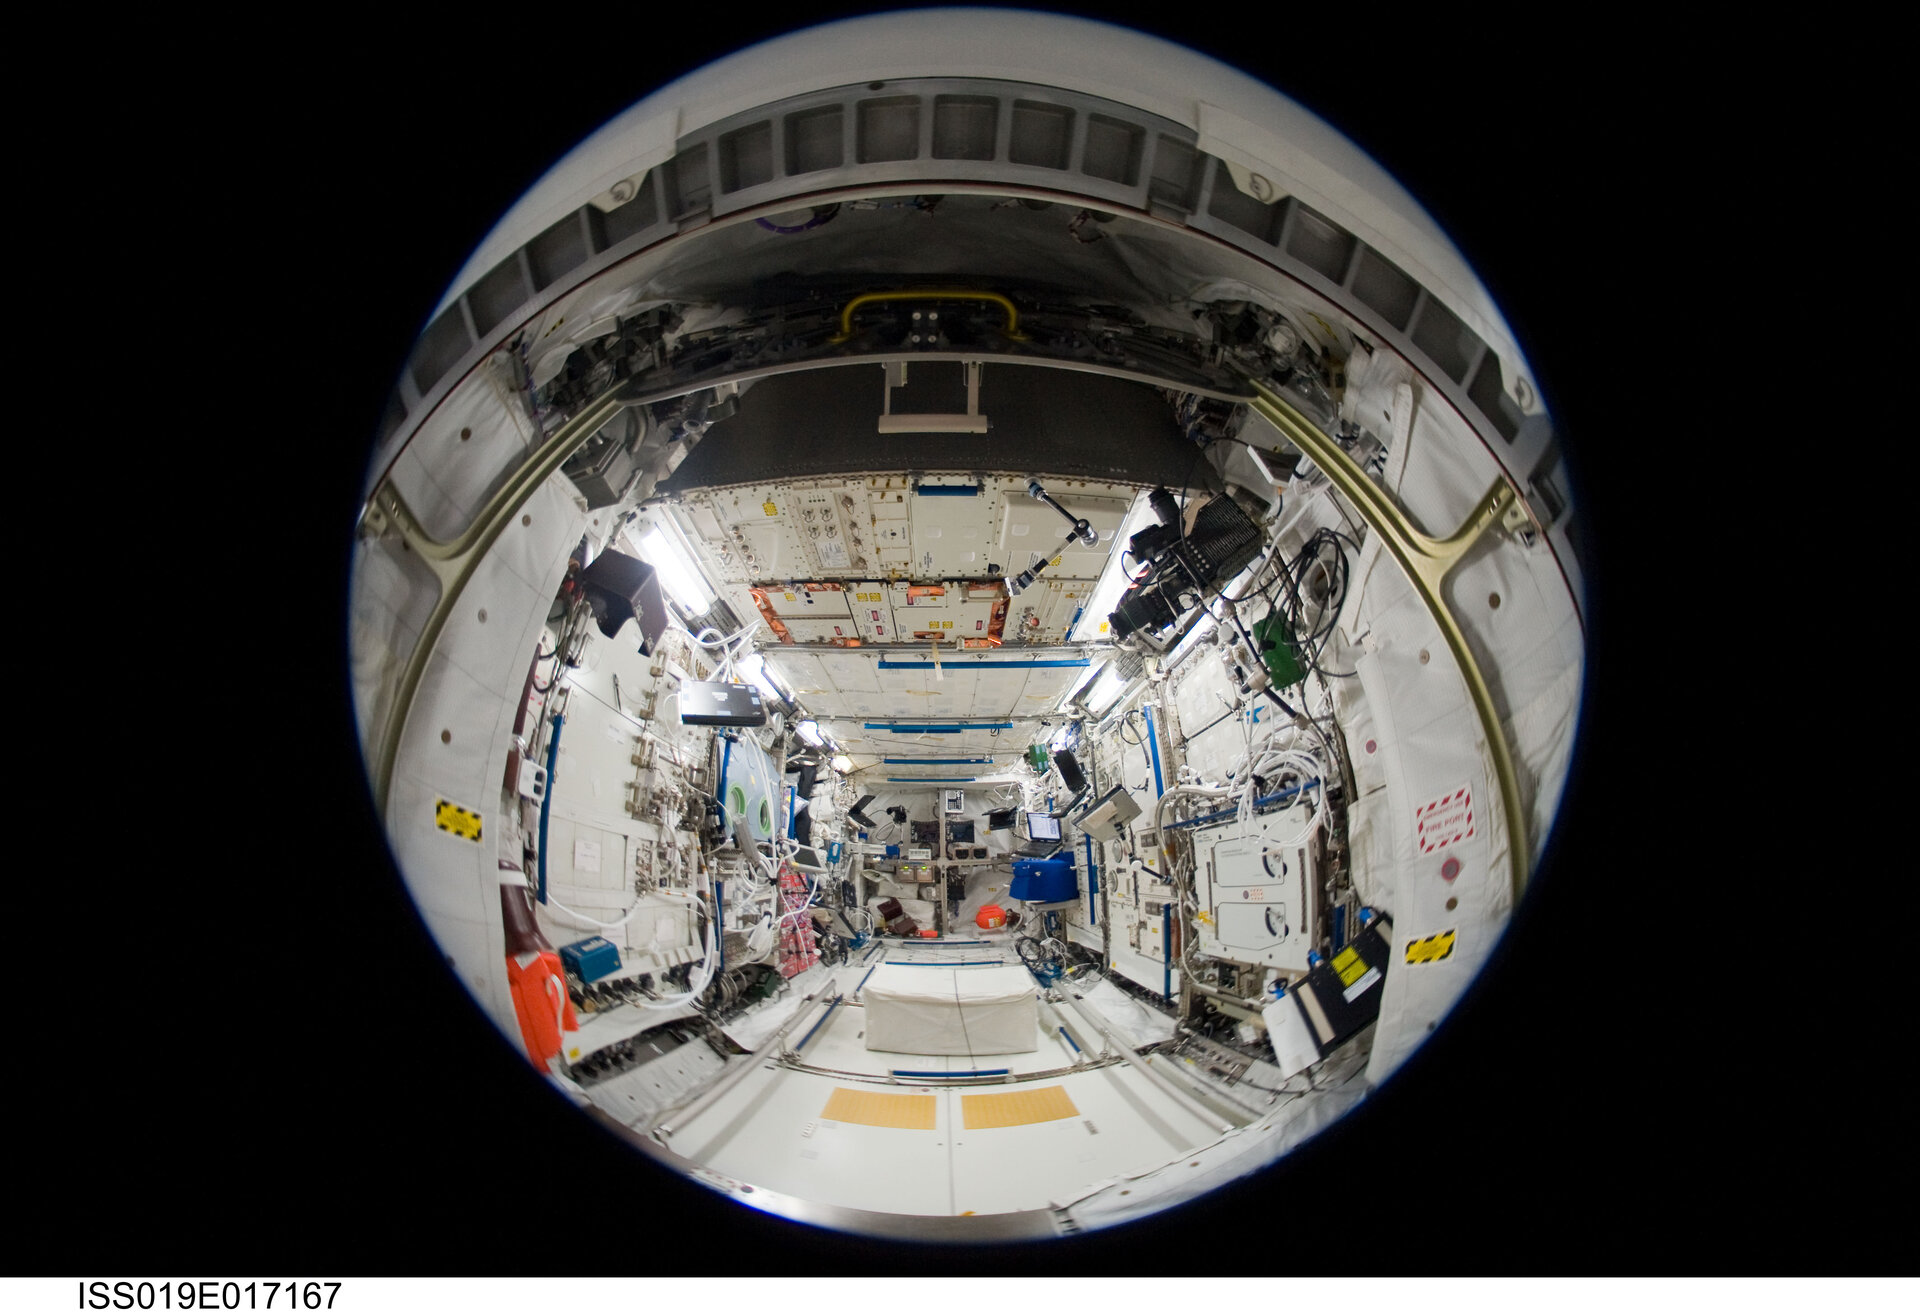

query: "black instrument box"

left=678, top=680, right=768, bottom=726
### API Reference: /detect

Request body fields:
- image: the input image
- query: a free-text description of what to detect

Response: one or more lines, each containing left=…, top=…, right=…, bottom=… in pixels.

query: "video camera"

left=1107, top=488, right=1263, bottom=645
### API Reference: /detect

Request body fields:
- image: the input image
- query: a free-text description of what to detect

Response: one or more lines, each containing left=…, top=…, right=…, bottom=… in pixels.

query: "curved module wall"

left=351, top=11, right=1584, bottom=1241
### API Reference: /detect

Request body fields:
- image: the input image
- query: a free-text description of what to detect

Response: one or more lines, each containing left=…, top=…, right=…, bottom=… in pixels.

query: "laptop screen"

left=1027, top=812, right=1061, bottom=841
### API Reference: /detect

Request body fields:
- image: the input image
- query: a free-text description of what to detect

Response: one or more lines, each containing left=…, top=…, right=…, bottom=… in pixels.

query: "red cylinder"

left=976, top=904, right=1006, bottom=930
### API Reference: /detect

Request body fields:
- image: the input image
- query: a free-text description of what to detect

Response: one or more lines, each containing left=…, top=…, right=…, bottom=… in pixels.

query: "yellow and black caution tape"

left=435, top=799, right=483, bottom=843
left=1404, top=928, right=1456, bottom=966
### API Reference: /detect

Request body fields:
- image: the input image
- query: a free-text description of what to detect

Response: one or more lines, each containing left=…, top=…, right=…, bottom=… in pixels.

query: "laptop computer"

left=1013, top=811, right=1065, bottom=859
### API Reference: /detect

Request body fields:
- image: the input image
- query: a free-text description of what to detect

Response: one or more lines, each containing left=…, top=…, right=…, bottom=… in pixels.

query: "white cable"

left=639, top=910, right=720, bottom=1009
left=539, top=893, right=644, bottom=932
left=690, top=621, right=762, bottom=685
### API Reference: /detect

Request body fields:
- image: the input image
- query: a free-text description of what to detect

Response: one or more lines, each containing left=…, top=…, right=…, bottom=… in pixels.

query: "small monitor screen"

left=1027, top=812, right=1061, bottom=841
left=948, top=820, right=976, bottom=843
left=987, top=807, right=1017, bottom=831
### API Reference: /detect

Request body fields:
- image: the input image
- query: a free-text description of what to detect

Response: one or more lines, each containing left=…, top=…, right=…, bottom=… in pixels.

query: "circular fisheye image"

left=348, top=7, right=1584, bottom=1241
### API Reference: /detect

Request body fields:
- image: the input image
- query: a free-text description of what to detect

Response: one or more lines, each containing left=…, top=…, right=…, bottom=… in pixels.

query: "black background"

left=45, top=2, right=1873, bottom=1279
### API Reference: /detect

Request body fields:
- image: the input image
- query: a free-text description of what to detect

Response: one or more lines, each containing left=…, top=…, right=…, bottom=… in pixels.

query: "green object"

left=1251, top=613, right=1305, bottom=688
left=1027, top=743, right=1051, bottom=772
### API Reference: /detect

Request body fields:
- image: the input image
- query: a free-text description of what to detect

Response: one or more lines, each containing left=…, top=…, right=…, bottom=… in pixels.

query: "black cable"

left=1267, top=528, right=1360, bottom=684
left=1186, top=702, right=1243, bottom=740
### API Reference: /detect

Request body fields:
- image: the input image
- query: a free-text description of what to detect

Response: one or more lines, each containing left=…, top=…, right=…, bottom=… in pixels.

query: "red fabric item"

left=776, top=864, right=820, bottom=979
left=506, top=950, right=578, bottom=1068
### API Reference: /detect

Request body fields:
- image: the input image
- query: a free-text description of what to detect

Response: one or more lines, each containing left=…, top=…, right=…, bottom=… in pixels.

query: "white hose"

left=691, top=621, right=761, bottom=683
left=639, top=910, right=720, bottom=1009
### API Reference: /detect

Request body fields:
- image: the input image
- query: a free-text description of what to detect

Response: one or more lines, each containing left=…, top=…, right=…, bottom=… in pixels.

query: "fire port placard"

left=1414, top=783, right=1475, bottom=854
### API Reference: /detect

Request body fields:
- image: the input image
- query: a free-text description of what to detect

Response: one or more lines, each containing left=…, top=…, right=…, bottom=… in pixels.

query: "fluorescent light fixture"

left=797, top=719, right=825, bottom=747
left=1069, top=491, right=1165, bottom=643
left=1083, top=663, right=1130, bottom=717
left=1165, top=612, right=1218, bottom=669
left=830, top=754, right=853, bottom=774
left=636, top=525, right=714, bottom=613
left=739, top=652, right=789, bottom=705
left=1057, top=660, right=1106, bottom=712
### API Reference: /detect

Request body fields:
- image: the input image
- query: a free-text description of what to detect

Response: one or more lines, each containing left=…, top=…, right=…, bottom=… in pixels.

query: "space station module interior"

left=348, top=10, right=1582, bottom=1239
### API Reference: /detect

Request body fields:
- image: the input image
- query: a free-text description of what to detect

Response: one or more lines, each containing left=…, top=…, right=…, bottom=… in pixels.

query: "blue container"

left=1010, top=853, right=1078, bottom=904
left=559, top=936, right=622, bottom=983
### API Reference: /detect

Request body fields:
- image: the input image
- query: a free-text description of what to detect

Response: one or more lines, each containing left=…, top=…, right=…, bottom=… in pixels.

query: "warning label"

left=1342, top=966, right=1382, bottom=1002
left=435, top=798, right=483, bottom=843
left=1415, top=784, right=1476, bottom=854
left=1331, top=944, right=1382, bottom=1001
left=1405, top=928, right=1457, bottom=965
left=1331, top=945, right=1369, bottom=987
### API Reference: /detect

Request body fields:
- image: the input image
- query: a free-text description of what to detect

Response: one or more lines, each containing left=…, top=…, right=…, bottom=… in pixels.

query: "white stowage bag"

left=862, top=964, right=1039, bottom=1056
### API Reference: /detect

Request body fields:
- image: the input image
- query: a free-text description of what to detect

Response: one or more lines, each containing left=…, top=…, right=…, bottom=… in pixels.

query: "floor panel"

left=669, top=962, right=1226, bottom=1217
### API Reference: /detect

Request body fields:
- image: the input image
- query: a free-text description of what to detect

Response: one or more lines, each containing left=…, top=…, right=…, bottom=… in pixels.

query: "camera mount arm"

left=1008, top=478, right=1102, bottom=596
left=1027, top=478, right=1098, bottom=547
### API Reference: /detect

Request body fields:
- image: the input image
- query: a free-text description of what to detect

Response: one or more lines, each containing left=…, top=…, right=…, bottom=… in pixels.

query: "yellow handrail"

left=832, top=289, right=1027, bottom=342
left=1244, top=378, right=1530, bottom=903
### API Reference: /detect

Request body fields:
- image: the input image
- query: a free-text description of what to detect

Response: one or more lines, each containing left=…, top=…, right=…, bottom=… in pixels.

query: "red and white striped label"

left=1415, top=784, right=1476, bottom=854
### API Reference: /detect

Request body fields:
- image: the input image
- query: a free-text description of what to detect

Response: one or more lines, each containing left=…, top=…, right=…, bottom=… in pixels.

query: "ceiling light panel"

left=762, top=650, right=832, bottom=706
left=817, top=650, right=884, bottom=695
left=876, top=665, right=982, bottom=718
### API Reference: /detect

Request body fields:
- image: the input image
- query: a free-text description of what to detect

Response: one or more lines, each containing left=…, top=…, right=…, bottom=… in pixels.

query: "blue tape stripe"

left=1162, top=903, right=1172, bottom=1002
left=890, top=1069, right=1011, bottom=1077
left=882, top=757, right=995, bottom=765
left=865, top=722, right=1014, bottom=731
left=1084, top=833, right=1098, bottom=926
left=1057, top=1026, right=1081, bottom=1053
left=794, top=994, right=843, bottom=1052
left=1163, top=779, right=1321, bottom=831
left=877, top=659, right=1090, bottom=670
left=914, top=484, right=981, bottom=496
left=1145, top=704, right=1165, bottom=796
